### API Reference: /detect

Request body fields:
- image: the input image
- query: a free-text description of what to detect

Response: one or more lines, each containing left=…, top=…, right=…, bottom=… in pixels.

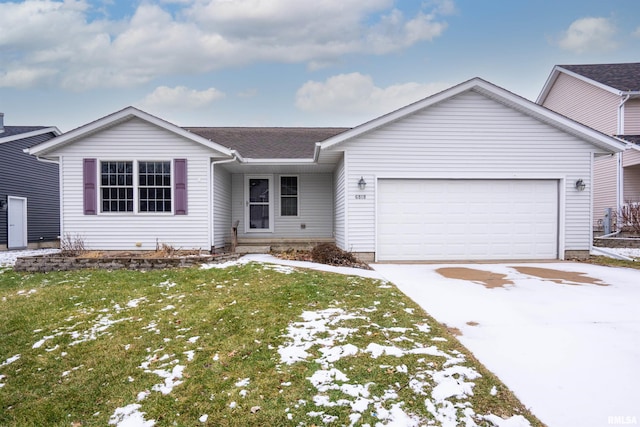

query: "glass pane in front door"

left=249, top=178, right=270, bottom=229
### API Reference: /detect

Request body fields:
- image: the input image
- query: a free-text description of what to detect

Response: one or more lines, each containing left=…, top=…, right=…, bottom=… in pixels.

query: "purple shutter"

left=83, top=158, right=97, bottom=215
left=174, top=159, right=187, bottom=215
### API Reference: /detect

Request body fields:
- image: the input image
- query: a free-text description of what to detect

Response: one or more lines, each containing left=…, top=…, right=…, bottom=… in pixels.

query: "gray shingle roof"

left=185, top=127, right=349, bottom=159
left=560, top=63, right=640, bottom=92
left=618, top=135, right=640, bottom=145
left=1, top=126, right=47, bottom=138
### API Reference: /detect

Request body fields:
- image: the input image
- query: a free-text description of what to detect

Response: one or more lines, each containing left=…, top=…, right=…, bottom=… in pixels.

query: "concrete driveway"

left=372, top=262, right=640, bottom=427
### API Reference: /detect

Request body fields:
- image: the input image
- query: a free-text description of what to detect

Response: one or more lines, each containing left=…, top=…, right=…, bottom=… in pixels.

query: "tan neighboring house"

left=537, top=63, right=640, bottom=230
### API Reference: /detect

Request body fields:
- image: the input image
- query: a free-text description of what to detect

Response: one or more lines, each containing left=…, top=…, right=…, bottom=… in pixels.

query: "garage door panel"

left=377, top=179, right=559, bottom=261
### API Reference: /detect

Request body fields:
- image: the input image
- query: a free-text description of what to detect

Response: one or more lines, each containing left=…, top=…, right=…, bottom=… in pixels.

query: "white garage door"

left=377, top=179, right=558, bottom=261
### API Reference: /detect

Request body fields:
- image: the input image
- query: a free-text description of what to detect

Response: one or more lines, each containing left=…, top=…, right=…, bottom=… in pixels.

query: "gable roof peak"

left=27, top=106, right=234, bottom=158
left=556, top=62, right=640, bottom=93
left=319, top=77, right=625, bottom=155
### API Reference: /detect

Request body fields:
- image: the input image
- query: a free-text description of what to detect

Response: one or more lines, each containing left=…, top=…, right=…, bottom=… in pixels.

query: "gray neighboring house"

left=0, top=113, right=61, bottom=250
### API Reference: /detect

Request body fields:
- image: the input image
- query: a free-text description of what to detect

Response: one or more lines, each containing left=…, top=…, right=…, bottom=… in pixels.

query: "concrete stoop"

left=234, top=245, right=272, bottom=254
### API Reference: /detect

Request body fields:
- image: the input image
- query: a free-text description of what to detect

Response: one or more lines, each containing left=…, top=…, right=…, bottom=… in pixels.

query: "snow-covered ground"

left=234, top=255, right=640, bottom=426
left=0, top=249, right=60, bottom=267
left=372, top=261, right=640, bottom=427
left=4, top=250, right=639, bottom=426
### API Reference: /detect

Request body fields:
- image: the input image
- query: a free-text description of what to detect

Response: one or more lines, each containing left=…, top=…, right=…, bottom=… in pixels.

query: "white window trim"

left=279, top=174, right=300, bottom=217
left=98, top=159, right=174, bottom=215
left=245, top=174, right=274, bottom=233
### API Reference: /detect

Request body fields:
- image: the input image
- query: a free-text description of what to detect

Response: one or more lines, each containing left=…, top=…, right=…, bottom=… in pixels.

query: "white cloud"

left=0, top=67, right=58, bottom=88
left=237, top=88, right=258, bottom=98
left=633, top=27, right=640, bottom=37
left=557, top=17, right=617, bottom=53
left=0, top=0, right=452, bottom=90
left=140, top=86, right=226, bottom=109
left=295, top=72, right=450, bottom=117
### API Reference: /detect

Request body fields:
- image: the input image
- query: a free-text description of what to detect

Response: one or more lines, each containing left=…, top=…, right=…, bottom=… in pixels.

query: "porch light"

left=0, top=199, right=6, bottom=211
left=575, top=179, right=586, bottom=191
left=358, top=176, right=367, bottom=190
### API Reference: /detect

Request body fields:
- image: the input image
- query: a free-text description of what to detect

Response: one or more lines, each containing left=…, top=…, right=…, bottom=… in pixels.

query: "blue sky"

left=1, top=0, right=639, bottom=132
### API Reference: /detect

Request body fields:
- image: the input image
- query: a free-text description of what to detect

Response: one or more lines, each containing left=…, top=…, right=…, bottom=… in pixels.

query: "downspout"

left=616, top=94, right=631, bottom=230
left=210, top=152, right=241, bottom=251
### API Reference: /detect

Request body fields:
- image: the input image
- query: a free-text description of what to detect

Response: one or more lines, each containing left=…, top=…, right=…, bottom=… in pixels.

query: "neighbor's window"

left=280, top=176, right=298, bottom=216
left=101, top=161, right=133, bottom=212
left=139, top=161, right=172, bottom=212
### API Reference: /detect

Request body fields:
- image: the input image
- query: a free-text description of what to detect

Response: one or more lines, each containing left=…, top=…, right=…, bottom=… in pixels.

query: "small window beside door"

left=280, top=176, right=298, bottom=216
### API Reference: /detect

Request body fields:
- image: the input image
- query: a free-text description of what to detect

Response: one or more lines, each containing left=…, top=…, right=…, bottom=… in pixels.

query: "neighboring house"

left=537, top=63, right=640, bottom=230
left=0, top=113, right=61, bottom=250
left=27, top=78, right=625, bottom=261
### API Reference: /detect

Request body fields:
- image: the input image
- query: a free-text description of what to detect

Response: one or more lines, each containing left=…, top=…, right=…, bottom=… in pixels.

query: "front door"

left=246, top=176, right=273, bottom=232
left=8, top=196, right=27, bottom=249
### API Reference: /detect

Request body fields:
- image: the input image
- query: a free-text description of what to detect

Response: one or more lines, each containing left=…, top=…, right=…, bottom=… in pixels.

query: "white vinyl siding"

left=333, top=156, right=346, bottom=249
left=377, top=179, right=558, bottom=261
left=336, top=90, right=595, bottom=255
left=54, top=118, right=215, bottom=250
left=624, top=99, right=640, bottom=134
left=593, top=155, right=618, bottom=227
left=231, top=173, right=334, bottom=239
left=542, top=73, right=619, bottom=135
left=213, top=165, right=232, bottom=249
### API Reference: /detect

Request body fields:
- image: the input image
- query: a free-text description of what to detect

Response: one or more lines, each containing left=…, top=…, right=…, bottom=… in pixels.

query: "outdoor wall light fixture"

left=358, top=176, right=367, bottom=190
left=575, top=179, right=586, bottom=191
left=0, top=200, right=6, bottom=211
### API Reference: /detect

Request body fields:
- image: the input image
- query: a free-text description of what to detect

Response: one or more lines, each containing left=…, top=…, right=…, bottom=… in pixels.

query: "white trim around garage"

left=374, top=175, right=567, bottom=262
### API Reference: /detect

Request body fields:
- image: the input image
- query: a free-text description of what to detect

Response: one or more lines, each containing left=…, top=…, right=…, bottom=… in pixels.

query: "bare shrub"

left=311, top=243, right=358, bottom=266
left=60, top=233, right=86, bottom=257
left=616, top=202, right=640, bottom=234
left=156, top=242, right=176, bottom=256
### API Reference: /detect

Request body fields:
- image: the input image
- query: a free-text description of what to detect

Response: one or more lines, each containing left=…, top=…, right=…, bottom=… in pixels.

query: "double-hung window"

left=280, top=176, right=298, bottom=216
left=139, top=161, right=171, bottom=212
left=99, top=160, right=172, bottom=213
left=101, top=161, right=134, bottom=212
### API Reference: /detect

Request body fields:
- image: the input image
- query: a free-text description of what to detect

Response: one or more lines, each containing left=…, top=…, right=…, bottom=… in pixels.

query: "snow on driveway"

left=372, top=262, right=640, bottom=427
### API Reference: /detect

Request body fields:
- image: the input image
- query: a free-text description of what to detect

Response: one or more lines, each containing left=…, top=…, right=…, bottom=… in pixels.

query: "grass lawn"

left=0, top=259, right=541, bottom=426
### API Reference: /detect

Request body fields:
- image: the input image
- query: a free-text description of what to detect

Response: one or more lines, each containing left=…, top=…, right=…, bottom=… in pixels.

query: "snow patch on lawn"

left=278, top=306, right=530, bottom=426
left=108, top=403, right=155, bottom=427
left=1, top=354, right=20, bottom=367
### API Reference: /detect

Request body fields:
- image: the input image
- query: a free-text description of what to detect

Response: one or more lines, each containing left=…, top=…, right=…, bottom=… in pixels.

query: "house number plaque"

left=355, top=194, right=366, bottom=200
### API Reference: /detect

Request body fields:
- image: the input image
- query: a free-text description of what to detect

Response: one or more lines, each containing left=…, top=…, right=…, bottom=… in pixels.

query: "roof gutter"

left=33, top=155, right=59, bottom=165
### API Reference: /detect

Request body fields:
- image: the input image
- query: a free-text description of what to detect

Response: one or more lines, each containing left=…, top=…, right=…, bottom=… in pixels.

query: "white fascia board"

left=556, top=66, right=625, bottom=96
left=537, top=66, right=640, bottom=104
left=536, top=66, right=562, bottom=104
left=0, top=126, right=61, bottom=146
left=313, top=142, right=322, bottom=161
left=27, top=106, right=234, bottom=158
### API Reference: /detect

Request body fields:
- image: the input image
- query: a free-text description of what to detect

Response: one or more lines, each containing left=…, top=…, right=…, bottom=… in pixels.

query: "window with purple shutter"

left=83, top=158, right=97, bottom=215
left=174, top=159, right=187, bottom=215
